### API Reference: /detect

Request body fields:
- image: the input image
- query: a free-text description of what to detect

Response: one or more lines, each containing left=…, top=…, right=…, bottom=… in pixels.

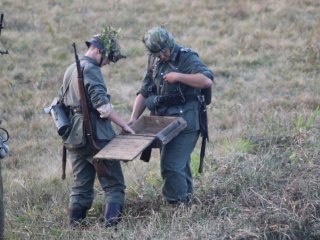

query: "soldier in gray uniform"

left=59, top=26, right=135, bottom=228
left=130, top=26, right=214, bottom=205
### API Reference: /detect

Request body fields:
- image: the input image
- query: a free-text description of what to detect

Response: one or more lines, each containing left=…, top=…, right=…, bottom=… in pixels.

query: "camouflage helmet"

left=85, top=26, right=126, bottom=63
left=143, top=26, right=175, bottom=54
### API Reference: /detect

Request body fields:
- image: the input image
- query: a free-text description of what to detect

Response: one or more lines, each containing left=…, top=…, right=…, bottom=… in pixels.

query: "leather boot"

left=104, top=202, right=123, bottom=228
left=69, top=205, right=87, bottom=228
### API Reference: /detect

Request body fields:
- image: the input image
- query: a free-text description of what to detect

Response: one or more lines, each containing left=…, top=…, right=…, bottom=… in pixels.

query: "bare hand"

left=122, top=124, right=135, bottom=134
left=163, top=72, right=181, bottom=83
left=127, top=119, right=136, bottom=126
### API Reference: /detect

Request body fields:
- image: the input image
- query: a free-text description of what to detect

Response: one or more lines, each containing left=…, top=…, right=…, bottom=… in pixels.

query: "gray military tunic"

left=139, top=44, right=214, bottom=203
left=60, top=56, right=125, bottom=209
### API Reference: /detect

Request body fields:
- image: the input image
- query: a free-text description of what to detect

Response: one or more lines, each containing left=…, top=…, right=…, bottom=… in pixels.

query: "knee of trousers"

left=162, top=170, right=189, bottom=200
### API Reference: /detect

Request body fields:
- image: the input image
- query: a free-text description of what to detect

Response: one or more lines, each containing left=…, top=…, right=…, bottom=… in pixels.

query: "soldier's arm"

left=163, top=72, right=212, bottom=88
left=129, top=94, right=147, bottom=124
left=107, top=111, right=135, bottom=134
left=164, top=50, right=213, bottom=88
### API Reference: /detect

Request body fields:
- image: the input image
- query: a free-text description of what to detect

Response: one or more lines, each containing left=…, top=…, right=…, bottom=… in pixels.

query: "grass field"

left=0, top=0, right=320, bottom=239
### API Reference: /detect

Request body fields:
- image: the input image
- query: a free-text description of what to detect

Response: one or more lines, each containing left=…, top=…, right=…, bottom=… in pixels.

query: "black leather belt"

left=183, top=94, right=198, bottom=103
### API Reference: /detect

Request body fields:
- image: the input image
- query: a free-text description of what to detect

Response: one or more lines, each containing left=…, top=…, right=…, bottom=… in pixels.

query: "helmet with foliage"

left=85, top=26, right=126, bottom=63
left=143, top=26, right=175, bottom=54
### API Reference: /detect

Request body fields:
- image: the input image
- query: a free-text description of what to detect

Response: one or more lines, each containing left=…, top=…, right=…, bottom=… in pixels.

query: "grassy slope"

left=0, top=0, right=320, bottom=239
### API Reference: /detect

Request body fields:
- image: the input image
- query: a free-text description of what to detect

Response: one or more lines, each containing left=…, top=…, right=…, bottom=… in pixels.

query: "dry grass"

left=0, top=0, right=320, bottom=239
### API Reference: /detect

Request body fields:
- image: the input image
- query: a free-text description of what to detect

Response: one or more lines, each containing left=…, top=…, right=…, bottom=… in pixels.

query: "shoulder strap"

left=146, top=55, right=157, bottom=77
left=59, top=67, right=76, bottom=104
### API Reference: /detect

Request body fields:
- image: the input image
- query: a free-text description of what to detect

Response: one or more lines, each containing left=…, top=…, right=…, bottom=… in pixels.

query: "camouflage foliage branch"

left=99, top=26, right=122, bottom=55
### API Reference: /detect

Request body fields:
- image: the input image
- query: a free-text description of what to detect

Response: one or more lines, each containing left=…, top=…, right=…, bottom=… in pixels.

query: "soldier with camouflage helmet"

left=130, top=26, right=214, bottom=205
left=58, top=26, right=134, bottom=228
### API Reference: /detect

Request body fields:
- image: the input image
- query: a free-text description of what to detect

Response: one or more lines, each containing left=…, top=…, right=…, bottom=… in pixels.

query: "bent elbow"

left=204, top=78, right=213, bottom=88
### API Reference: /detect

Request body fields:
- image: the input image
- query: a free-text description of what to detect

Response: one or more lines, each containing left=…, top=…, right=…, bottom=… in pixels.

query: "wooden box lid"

left=93, top=115, right=186, bottom=161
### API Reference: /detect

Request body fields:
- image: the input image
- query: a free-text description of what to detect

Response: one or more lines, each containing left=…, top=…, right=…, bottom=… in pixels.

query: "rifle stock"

left=72, top=43, right=108, bottom=177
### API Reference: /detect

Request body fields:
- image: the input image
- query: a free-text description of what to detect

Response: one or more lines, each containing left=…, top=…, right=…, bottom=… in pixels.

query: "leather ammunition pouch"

left=63, top=113, right=87, bottom=150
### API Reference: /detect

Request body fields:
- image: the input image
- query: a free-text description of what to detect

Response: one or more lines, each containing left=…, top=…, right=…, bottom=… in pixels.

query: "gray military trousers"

left=160, top=130, right=199, bottom=203
left=68, top=144, right=125, bottom=210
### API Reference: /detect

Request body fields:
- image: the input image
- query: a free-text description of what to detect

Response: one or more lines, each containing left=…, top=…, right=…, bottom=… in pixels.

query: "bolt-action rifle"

left=0, top=13, right=8, bottom=55
left=72, top=43, right=108, bottom=177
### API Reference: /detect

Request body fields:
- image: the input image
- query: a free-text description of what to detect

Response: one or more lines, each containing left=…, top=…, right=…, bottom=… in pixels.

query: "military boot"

left=104, top=202, right=123, bottom=228
left=69, top=205, right=87, bottom=228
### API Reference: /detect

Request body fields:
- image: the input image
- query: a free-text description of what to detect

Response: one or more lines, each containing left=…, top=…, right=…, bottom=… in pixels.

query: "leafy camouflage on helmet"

left=99, top=26, right=126, bottom=62
left=86, top=25, right=126, bottom=63
left=143, top=26, right=175, bottom=54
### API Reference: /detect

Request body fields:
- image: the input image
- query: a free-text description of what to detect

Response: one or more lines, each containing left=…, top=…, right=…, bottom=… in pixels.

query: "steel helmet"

left=143, top=26, right=175, bottom=54
left=85, top=26, right=126, bottom=63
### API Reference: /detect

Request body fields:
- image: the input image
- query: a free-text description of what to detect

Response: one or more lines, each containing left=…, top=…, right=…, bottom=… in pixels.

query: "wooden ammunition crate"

left=93, top=116, right=187, bottom=161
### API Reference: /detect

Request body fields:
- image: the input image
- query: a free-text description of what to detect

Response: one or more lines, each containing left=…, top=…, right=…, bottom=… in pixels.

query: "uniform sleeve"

left=137, top=71, right=153, bottom=98
left=97, top=103, right=113, bottom=118
left=180, top=51, right=214, bottom=80
left=84, top=66, right=110, bottom=109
